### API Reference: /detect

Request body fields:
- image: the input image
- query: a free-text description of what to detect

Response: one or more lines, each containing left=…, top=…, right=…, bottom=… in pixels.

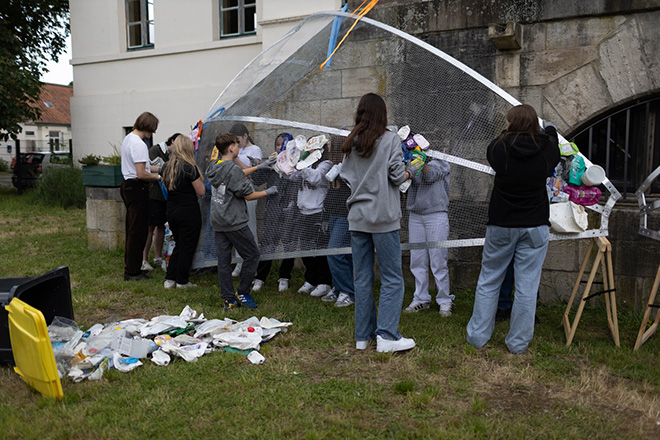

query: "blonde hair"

left=162, top=136, right=201, bottom=191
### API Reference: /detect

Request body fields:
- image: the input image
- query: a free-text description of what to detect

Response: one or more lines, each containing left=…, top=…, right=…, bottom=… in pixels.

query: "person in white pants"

left=404, top=158, right=454, bottom=316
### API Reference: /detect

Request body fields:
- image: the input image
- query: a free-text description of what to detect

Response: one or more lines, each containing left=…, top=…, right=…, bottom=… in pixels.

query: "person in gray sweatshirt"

left=404, top=158, right=454, bottom=316
left=339, top=93, right=424, bottom=353
left=206, top=133, right=277, bottom=311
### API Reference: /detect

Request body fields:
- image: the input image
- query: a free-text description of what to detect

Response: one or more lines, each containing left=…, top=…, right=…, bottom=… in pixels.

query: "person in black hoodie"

left=466, top=104, right=559, bottom=354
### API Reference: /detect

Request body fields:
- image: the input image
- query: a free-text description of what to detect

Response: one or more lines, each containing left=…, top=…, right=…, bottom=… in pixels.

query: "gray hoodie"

left=206, top=159, right=254, bottom=232
left=340, top=131, right=407, bottom=233
left=406, top=158, right=450, bottom=214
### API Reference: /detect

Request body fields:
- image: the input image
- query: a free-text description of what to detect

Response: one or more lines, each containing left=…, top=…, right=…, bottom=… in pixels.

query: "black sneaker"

left=124, top=272, right=151, bottom=281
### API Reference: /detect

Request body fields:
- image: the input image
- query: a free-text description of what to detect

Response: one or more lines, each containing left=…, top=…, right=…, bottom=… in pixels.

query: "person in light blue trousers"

left=466, top=104, right=559, bottom=354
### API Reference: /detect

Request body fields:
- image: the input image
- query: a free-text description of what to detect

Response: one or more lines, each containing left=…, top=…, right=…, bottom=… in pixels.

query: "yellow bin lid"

left=6, top=298, right=63, bottom=400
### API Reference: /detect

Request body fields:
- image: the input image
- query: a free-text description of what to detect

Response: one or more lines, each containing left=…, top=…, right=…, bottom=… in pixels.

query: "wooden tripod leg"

left=634, top=263, right=660, bottom=350
left=565, top=246, right=603, bottom=347
left=605, top=241, right=619, bottom=347
left=564, top=239, right=595, bottom=340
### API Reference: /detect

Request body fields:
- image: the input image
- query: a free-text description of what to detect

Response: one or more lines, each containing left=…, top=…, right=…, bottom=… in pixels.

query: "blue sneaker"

left=236, top=292, right=258, bottom=308
left=224, top=298, right=240, bottom=311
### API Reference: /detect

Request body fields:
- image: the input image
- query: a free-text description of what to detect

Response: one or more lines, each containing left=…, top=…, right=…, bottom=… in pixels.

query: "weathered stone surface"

left=291, top=70, right=342, bottom=102
left=522, top=46, right=598, bottom=86
left=543, top=63, right=612, bottom=127
left=546, top=17, right=620, bottom=50
left=494, top=53, right=520, bottom=88
left=522, top=22, right=546, bottom=52
left=598, top=17, right=654, bottom=103
left=545, top=240, right=580, bottom=272
left=320, top=97, right=358, bottom=129
left=86, top=187, right=125, bottom=251
left=635, top=11, right=660, bottom=90
left=341, top=66, right=390, bottom=98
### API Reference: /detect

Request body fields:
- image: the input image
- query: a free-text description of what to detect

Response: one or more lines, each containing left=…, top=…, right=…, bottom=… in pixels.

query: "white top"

left=121, top=132, right=150, bottom=179
left=238, top=144, right=262, bottom=166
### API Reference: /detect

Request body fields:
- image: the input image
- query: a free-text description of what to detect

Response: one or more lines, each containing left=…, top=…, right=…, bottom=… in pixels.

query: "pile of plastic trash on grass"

left=48, top=305, right=291, bottom=382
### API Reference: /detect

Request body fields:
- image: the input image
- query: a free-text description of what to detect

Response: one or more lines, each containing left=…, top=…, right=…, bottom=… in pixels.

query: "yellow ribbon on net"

left=320, top=0, right=380, bottom=69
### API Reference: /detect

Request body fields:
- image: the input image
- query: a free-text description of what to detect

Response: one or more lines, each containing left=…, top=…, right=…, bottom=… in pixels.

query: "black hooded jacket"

left=486, top=126, right=560, bottom=227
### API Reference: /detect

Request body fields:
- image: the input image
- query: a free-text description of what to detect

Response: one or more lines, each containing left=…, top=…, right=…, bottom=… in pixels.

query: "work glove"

left=257, top=156, right=277, bottom=170
left=407, top=157, right=425, bottom=177
left=265, top=186, right=279, bottom=196
left=542, top=120, right=557, bottom=131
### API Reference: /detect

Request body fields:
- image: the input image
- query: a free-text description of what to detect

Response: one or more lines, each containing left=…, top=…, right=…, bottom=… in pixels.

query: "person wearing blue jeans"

left=466, top=104, right=559, bottom=354
left=325, top=214, right=355, bottom=307
left=340, top=93, right=423, bottom=353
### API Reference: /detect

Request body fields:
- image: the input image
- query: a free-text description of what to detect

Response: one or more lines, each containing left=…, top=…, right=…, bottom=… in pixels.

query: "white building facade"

left=70, top=0, right=343, bottom=159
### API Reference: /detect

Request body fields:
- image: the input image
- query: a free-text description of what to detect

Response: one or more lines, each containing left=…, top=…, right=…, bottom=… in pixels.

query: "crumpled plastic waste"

left=151, top=349, right=170, bottom=366
left=113, top=352, right=143, bottom=372
left=45, top=306, right=291, bottom=382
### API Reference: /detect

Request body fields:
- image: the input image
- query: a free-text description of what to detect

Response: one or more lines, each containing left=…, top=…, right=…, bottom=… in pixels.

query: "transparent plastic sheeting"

left=191, top=11, right=620, bottom=269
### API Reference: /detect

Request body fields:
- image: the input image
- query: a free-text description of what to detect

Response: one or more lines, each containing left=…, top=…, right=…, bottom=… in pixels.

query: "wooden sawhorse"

left=563, top=236, right=620, bottom=347
left=634, top=263, right=660, bottom=350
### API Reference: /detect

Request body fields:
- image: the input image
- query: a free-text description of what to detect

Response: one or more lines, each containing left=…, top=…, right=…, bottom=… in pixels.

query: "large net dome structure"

left=191, top=11, right=620, bottom=269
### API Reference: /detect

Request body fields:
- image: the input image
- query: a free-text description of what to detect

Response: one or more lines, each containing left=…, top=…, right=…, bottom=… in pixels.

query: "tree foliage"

left=0, top=0, right=69, bottom=141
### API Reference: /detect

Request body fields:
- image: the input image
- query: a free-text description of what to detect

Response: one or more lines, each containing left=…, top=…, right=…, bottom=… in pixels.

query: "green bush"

left=33, top=167, right=86, bottom=209
left=0, top=157, right=9, bottom=172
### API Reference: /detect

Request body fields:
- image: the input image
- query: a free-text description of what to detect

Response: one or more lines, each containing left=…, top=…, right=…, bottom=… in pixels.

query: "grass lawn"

left=0, top=186, right=658, bottom=439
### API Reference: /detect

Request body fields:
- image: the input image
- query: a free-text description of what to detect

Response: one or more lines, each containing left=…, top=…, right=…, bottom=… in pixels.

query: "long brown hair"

left=341, top=93, right=387, bottom=158
left=504, top=104, right=541, bottom=135
left=162, top=136, right=201, bottom=191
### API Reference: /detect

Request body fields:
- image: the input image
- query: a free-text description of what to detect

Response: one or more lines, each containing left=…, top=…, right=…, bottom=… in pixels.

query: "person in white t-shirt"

left=120, top=111, right=162, bottom=281
left=228, top=123, right=263, bottom=276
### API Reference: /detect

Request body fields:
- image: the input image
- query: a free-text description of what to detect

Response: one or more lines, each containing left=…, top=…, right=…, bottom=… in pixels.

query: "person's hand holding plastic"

left=542, top=120, right=557, bottom=131
left=258, top=156, right=277, bottom=170
left=407, top=157, right=425, bottom=177
left=265, top=186, right=278, bottom=196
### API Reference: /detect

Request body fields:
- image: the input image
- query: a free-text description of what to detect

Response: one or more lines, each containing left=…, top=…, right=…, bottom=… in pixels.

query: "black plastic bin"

left=0, top=267, right=74, bottom=364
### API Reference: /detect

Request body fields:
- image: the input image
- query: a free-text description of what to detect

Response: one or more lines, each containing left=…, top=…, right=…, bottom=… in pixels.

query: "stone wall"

left=354, top=0, right=660, bottom=311
left=86, top=187, right=125, bottom=251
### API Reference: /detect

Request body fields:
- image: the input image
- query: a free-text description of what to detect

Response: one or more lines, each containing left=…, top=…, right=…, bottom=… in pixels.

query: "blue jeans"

left=327, top=216, right=354, bottom=298
left=466, top=225, right=549, bottom=354
left=351, top=230, right=405, bottom=342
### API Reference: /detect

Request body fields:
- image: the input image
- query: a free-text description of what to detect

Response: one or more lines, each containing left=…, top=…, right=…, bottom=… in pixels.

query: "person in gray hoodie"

left=404, top=157, right=454, bottom=316
left=340, top=93, right=424, bottom=353
left=206, top=133, right=277, bottom=311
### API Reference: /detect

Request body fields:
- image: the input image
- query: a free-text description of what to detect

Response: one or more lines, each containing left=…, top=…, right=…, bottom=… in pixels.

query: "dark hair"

left=166, top=133, right=183, bottom=146
left=215, top=133, right=239, bottom=155
left=133, top=112, right=159, bottom=133
left=275, top=132, right=292, bottom=146
left=341, top=93, right=387, bottom=158
left=229, top=123, right=254, bottom=144
left=505, top=104, right=541, bottom=135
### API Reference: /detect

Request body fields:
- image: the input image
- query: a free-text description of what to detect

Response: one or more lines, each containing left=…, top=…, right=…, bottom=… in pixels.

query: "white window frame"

left=219, top=0, right=256, bottom=38
left=126, top=0, right=154, bottom=50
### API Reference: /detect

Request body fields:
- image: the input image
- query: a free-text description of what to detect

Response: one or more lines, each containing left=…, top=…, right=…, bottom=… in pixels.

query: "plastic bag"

left=550, top=201, right=588, bottom=233
left=564, top=185, right=602, bottom=206
left=48, top=316, right=79, bottom=342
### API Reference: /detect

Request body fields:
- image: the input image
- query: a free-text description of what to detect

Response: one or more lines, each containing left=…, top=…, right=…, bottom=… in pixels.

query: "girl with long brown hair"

left=340, top=93, right=422, bottom=353
left=466, top=104, right=560, bottom=354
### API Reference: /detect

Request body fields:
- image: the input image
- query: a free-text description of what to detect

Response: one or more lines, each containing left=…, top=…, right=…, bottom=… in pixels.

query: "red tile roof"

left=30, top=83, right=73, bottom=125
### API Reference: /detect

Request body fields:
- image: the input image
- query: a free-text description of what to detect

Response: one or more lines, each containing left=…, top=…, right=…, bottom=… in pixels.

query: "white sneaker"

left=439, top=302, right=452, bottom=317
left=310, top=284, right=331, bottom=297
left=404, top=301, right=430, bottom=313
left=356, top=340, right=372, bottom=350
left=376, top=335, right=416, bottom=353
left=334, top=293, right=355, bottom=308
left=154, top=258, right=167, bottom=272
left=253, top=279, right=264, bottom=291
left=176, top=282, right=197, bottom=289
left=232, top=262, right=242, bottom=277
left=321, top=288, right=338, bottom=302
left=298, top=281, right=315, bottom=294
left=141, top=260, right=154, bottom=271
left=164, top=280, right=176, bottom=289
left=278, top=278, right=289, bottom=292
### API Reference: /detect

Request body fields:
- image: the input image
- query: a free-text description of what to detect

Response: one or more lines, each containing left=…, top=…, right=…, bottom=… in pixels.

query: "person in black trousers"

left=120, top=111, right=161, bottom=281
left=161, top=136, right=206, bottom=288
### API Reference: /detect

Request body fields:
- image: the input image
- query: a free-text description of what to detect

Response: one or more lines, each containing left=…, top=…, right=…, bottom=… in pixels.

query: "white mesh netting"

left=190, top=11, right=619, bottom=269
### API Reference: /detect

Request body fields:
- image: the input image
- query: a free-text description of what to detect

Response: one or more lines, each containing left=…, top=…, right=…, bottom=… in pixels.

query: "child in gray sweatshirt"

left=206, top=132, right=277, bottom=311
